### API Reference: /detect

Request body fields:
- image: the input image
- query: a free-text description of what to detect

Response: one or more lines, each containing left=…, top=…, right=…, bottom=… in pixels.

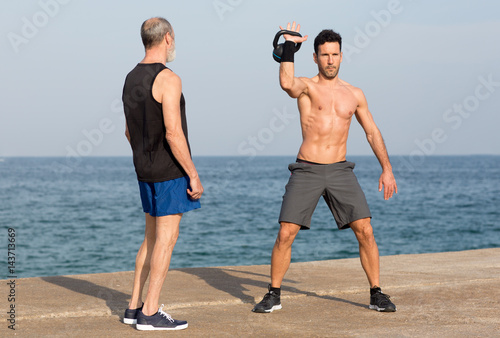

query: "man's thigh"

left=279, top=163, right=325, bottom=229
left=323, top=162, right=371, bottom=229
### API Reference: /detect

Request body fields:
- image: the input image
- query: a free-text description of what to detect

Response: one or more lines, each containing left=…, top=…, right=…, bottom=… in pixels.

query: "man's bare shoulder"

left=301, top=75, right=318, bottom=84
left=339, top=79, right=365, bottom=99
left=152, top=68, right=181, bottom=103
left=293, top=76, right=313, bottom=89
left=338, top=78, right=358, bottom=90
left=156, top=68, right=181, bottom=86
left=296, top=76, right=318, bottom=95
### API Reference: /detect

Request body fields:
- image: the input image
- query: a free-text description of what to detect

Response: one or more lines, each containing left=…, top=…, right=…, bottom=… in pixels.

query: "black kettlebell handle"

left=273, top=30, right=303, bottom=52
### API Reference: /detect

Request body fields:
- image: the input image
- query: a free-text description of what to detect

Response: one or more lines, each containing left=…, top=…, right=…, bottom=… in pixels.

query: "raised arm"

left=279, top=22, right=309, bottom=98
left=155, top=69, right=203, bottom=200
left=354, top=88, right=397, bottom=200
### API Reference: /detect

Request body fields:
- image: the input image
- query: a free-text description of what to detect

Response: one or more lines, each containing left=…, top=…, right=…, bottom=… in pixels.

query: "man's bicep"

left=355, top=107, right=377, bottom=133
left=162, top=99, right=182, bottom=133
left=354, top=90, right=376, bottom=131
left=161, top=77, right=183, bottom=132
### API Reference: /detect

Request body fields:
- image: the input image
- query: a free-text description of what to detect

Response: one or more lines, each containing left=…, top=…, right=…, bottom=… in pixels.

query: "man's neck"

left=140, top=48, right=167, bottom=64
left=317, top=73, right=341, bottom=87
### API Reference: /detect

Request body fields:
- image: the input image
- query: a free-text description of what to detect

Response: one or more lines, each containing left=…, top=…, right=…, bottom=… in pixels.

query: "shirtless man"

left=252, top=22, right=398, bottom=313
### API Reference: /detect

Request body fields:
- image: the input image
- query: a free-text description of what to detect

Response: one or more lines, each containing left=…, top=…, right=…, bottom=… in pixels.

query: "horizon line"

left=1, top=154, right=499, bottom=159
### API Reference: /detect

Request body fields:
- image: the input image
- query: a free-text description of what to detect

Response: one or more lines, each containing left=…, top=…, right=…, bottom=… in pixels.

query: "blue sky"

left=1, top=0, right=499, bottom=158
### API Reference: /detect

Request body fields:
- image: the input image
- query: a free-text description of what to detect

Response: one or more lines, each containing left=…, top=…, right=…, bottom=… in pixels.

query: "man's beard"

left=321, top=65, right=340, bottom=79
left=167, top=42, right=176, bottom=63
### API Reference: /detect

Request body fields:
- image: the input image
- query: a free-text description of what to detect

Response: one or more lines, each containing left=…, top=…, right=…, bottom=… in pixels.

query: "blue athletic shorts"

left=138, top=176, right=201, bottom=217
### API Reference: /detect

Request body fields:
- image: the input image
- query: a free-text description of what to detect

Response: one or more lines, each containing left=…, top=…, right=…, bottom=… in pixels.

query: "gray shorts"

left=278, top=161, right=371, bottom=230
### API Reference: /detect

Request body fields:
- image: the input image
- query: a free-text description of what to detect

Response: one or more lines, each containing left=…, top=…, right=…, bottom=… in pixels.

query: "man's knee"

left=276, top=222, right=300, bottom=245
left=351, top=218, right=375, bottom=241
left=166, top=231, right=180, bottom=247
left=155, top=227, right=180, bottom=250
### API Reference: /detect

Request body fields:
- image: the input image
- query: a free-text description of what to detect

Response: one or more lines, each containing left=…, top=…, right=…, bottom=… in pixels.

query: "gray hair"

left=140, top=17, right=173, bottom=49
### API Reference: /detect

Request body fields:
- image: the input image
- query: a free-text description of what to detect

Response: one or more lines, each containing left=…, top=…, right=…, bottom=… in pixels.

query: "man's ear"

left=165, top=32, right=172, bottom=46
left=313, top=53, right=318, bottom=64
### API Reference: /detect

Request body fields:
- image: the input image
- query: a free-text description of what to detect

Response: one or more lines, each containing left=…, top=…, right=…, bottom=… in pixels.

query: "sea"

left=1, top=155, right=499, bottom=279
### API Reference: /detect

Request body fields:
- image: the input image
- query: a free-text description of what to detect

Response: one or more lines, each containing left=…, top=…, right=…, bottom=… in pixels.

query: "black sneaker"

left=252, top=285, right=282, bottom=313
left=136, top=304, right=188, bottom=331
left=369, top=287, right=396, bottom=312
left=123, top=303, right=143, bottom=324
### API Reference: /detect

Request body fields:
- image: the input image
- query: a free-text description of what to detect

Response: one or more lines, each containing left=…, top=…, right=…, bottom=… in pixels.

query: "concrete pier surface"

left=2, top=248, right=499, bottom=337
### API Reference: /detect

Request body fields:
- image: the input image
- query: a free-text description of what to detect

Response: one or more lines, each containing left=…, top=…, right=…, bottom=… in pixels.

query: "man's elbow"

left=280, top=79, right=293, bottom=92
left=365, top=128, right=381, bottom=143
left=165, top=131, right=175, bottom=143
left=281, top=82, right=299, bottom=98
left=165, top=130, right=182, bottom=145
left=366, top=133, right=374, bottom=144
left=365, top=129, right=377, bottom=141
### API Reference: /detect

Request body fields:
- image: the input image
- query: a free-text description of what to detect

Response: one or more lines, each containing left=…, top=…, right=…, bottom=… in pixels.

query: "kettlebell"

left=272, top=30, right=303, bottom=63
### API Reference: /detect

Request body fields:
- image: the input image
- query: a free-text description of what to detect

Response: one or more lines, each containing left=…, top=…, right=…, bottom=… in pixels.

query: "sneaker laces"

left=158, top=304, right=174, bottom=323
left=374, top=292, right=392, bottom=305
left=261, top=292, right=271, bottom=303
left=260, top=291, right=278, bottom=303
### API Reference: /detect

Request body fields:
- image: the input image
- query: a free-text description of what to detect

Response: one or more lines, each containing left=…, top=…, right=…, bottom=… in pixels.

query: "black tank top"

left=122, top=63, right=190, bottom=182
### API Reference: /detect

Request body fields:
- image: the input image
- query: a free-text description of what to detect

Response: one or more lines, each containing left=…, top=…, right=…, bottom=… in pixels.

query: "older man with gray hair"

left=121, top=17, right=203, bottom=331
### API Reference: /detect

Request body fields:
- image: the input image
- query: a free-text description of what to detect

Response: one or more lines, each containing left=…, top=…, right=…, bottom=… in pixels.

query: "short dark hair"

left=314, top=29, right=342, bottom=54
left=140, top=17, right=173, bottom=49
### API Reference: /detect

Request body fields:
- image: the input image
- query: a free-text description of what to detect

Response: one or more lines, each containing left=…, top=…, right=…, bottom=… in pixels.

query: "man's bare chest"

left=309, top=86, right=358, bottom=119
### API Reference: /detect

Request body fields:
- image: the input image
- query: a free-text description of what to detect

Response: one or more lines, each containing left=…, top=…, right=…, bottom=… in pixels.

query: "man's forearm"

left=279, top=39, right=297, bottom=90
left=367, top=130, right=393, bottom=172
left=166, top=132, right=199, bottom=179
left=279, top=62, right=295, bottom=91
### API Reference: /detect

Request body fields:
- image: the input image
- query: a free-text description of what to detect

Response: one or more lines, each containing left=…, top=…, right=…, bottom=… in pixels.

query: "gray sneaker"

left=123, top=303, right=143, bottom=324
left=136, top=304, right=188, bottom=331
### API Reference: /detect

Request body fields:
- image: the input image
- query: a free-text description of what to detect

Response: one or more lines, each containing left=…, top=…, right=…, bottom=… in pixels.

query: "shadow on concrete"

left=40, top=265, right=366, bottom=319
left=179, top=267, right=367, bottom=309
left=41, top=276, right=129, bottom=322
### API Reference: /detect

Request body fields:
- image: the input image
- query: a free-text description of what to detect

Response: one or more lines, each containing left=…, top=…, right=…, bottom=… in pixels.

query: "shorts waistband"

left=296, top=158, right=347, bottom=165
